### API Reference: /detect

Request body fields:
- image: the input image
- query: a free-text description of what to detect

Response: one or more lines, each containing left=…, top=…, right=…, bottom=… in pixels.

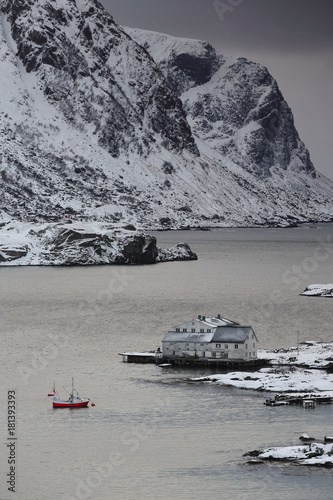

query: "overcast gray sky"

left=99, top=0, right=333, bottom=180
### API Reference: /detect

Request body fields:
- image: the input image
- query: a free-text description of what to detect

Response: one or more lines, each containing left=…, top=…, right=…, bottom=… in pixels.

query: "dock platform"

left=119, top=352, right=268, bottom=369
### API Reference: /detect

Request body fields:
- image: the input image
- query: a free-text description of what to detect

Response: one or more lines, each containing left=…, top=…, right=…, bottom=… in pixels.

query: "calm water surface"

left=1, top=224, right=333, bottom=499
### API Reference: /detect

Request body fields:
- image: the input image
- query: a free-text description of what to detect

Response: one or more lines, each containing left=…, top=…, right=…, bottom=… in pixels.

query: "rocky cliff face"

left=126, top=28, right=315, bottom=179
left=0, top=0, right=332, bottom=228
left=3, top=0, right=197, bottom=157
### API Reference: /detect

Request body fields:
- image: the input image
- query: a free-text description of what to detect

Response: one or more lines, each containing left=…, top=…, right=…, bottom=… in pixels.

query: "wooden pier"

left=157, top=357, right=268, bottom=369
left=119, top=351, right=268, bottom=369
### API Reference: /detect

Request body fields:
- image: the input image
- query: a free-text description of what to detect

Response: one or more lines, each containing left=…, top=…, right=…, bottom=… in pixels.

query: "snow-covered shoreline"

left=191, top=342, right=333, bottom=395
left=258, top=341, right=333, bottom=369
left=193, top=367, right=333, bottom=396
left=301, top=284, right=333, bottom=297
left=246, top=441, right=333, bottom=467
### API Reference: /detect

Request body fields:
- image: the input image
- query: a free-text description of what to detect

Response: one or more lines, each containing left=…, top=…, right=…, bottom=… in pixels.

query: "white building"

left=162, top=314, right=258, bottom=360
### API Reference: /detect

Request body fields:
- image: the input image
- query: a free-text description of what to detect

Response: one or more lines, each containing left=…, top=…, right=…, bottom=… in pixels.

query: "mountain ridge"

left=0, top=0, right=332, bottom=229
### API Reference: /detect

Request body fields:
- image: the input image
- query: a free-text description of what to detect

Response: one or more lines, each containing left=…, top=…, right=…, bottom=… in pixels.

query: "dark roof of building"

left=212, top=326, right=253, bottom=343
left=174, top=315, right=239, bottom=329
left=162, top=331, right=214, bottom=343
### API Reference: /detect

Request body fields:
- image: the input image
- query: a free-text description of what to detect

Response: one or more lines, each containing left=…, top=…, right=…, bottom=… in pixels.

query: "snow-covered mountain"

left=0, top=0, right=332, bottom=229
left=126, top=28, right=315, bottom=178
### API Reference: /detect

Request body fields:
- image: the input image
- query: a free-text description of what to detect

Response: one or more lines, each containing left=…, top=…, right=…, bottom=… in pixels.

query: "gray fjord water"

left=1, top=224, right=333, bottom=499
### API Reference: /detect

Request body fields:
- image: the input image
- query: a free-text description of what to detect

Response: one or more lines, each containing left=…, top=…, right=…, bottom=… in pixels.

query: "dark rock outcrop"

left=115, top=234, right=158, bottom=264
left=0, top=246, right=29, bottom=262
left=157, top=243, right=198, bottom=262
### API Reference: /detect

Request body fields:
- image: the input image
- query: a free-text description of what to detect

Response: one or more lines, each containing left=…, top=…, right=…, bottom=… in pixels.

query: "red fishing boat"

left=48, top=378, right=94, bottom=408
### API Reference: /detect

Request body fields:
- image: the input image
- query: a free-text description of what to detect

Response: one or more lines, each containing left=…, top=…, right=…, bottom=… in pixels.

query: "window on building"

left=191, top=328, right=195, bottom=333
left=176, top=328, right=180, bottom=332
left=245, top=344, right=248, bottom=349
left=207, top=329, right=211, bottom=333
left=216, top=343, right=221, bottom=348
left=235, top=344, right=238, bottom=349
left=253, top=343, right=255, bottom=348
left=183, top=328, right=187, bottom=332
left=200, top=343, right=204, bottom=346
left=225, top=344, right=228, bottom=349
left=200, top=329, right=204, bottom=333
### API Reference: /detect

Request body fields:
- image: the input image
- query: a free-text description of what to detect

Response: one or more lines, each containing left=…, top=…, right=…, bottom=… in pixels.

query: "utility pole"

left=297, top=331, right=300, bottom=356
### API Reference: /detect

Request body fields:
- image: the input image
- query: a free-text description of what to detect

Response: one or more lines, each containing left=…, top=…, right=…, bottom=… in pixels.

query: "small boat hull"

left=53, top=400, right=89, bottom=408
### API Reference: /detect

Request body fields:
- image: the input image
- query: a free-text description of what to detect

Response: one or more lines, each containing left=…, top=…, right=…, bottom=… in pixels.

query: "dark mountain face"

left=161, top=42, right=220, bottom=95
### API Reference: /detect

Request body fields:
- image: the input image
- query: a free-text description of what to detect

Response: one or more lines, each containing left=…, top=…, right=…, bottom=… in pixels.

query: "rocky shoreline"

left=0, top=221, right=198, bottom=266
left=245, top=437, right=333, bottom=467
left=301, top=284, right=333, bottom=297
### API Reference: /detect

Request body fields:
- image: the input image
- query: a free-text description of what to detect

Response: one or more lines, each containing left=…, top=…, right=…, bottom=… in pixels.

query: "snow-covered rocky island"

left=301, top=284, right=333, bottom=297
left=246, top=440, right=333, bottom=467
left=0, top=221, right=197, bottom=265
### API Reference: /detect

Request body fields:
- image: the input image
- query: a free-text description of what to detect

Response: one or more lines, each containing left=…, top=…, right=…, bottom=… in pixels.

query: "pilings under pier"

left=119, top=352, right=269, bottom=369
left=157, top=357, right=269, bottom=370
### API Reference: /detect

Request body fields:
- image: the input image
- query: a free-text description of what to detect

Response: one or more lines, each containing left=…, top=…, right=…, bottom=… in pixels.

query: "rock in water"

left=157, top=243, right=198, bottom=262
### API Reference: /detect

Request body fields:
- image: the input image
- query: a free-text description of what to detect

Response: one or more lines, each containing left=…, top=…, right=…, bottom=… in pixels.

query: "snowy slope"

left=0, top=0, right=332, bottom=229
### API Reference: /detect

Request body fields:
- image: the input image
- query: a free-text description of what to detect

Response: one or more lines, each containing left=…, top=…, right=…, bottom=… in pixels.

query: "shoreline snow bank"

left=258, top=341, right=333, bottom=369
left=301, top=284, right=333, bottom=297
left=192, top=367, right=333, bottom=394
left=257, top=442, right=333, bottom=466
left=191, top=342, right=333, bottom=394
